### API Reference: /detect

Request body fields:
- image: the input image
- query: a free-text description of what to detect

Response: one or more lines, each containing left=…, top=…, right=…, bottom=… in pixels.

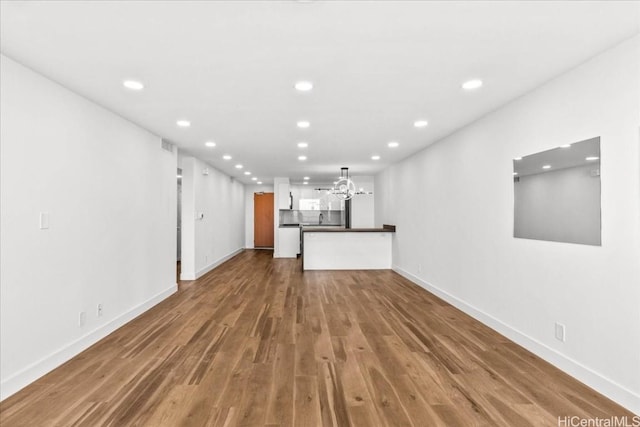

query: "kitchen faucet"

left=319, top=212, right=324, bottom=225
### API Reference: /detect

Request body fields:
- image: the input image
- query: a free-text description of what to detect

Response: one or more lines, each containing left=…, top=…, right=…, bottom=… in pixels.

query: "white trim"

left=393, top=265, right=640, bottom=415
left=0, top=283, right=178, bottom=401
left=181, top=248, right=243, bottom=281
left=179, top=248, right=244, bottom=280
left=180, top=272, right=196, bottom=280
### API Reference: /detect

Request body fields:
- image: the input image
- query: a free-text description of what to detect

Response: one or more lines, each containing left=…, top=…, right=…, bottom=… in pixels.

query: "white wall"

left=244, top=184, right=274, bottom=249
left=180, top=157, right=244, bottom=280
left=273, top=177, right=289, bottom=257
left=351, top=175, right=375, bottom=228
left=0, top=55, right=177, bottom=399
left=375, top=36, right=640, bottom=413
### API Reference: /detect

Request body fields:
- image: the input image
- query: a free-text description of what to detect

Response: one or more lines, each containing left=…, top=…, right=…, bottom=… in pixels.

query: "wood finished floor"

left=0, top=250, right=634, bottom=426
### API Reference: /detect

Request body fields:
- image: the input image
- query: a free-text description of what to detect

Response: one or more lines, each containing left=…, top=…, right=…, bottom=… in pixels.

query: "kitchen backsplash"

left=279, top=209, right=344, bottom=226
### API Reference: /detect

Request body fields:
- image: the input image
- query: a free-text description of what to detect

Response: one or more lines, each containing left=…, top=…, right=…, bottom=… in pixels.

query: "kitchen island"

left=278, top=222, right=344, bottom=258
left=301, top=225, right=396, bottom=270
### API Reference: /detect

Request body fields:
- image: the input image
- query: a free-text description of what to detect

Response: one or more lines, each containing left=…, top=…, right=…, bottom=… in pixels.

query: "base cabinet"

left=278, top=227, right=300, bottom=258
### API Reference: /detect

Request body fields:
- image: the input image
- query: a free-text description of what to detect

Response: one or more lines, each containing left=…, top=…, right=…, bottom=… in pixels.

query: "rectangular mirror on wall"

left=513, top=136, right=601, bottom=246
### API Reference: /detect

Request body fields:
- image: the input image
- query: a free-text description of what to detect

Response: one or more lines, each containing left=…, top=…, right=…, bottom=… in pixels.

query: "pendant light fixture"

left=333, top=167, right=356, bottom=200
left=315, top=167, right=373, bottom=198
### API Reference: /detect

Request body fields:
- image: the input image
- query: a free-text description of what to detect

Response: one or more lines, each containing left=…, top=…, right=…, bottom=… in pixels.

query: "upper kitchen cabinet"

left=289, top=184, right=347, bottom=211
left=290, top=185, right=316, bottom=210
left=278, top=182, right=292, bottom=209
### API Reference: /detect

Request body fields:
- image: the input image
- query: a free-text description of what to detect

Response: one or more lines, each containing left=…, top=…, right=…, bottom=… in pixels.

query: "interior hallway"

left=0, top=250, right=633, bottom=426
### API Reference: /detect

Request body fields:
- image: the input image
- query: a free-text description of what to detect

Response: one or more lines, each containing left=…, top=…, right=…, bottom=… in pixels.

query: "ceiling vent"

left=161, top=139, right=174, bottom=153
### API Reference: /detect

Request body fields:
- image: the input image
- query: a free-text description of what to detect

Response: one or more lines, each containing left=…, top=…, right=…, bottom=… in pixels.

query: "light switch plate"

left=39, top=212, right=50, bottom=229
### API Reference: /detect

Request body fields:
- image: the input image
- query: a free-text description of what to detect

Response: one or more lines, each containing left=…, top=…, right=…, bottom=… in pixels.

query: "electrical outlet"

left=555, top=322, right=565, bottom=342
left=79, top=311, right=86, bottom=327
left=97, top=304, right=103, bottom=317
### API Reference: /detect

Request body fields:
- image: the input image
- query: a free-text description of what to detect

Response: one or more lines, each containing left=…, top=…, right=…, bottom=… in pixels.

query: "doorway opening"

left=254, top=192, right=274, bottom=248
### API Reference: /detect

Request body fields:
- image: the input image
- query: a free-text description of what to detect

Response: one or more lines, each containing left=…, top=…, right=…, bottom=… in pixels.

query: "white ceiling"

left=1, top=1, right=638, bottom=185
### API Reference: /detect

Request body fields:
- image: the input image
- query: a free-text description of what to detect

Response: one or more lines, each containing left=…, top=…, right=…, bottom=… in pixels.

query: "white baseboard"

left=0, top=283, right=177, bottom=401
left=195, top=248, right=243, bottom=279
left=392, top=265, right=640, bottom=415
left=180, top=248, right=243, bottom=281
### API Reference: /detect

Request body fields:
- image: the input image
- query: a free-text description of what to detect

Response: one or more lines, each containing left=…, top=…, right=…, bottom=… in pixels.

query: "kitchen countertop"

left=302, top=224, right=396, bottom=233
left=279, top=223, right=344, bottom=228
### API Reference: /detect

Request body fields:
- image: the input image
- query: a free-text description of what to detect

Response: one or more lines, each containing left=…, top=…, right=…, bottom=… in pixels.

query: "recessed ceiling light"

left=205, top=141, right=216, bottom=147
left=514, top=157, right=522, bottom=161
left=462, top=79, right=483, bottom=90
left=388, top=141, right=399, bottom=148
left=235, top=164, right=243, bottom=169
left=413, top=120, right=428, bottom=128
left=586, top=156, right=600, bottom=161
left=123, top=80, right=144, bottom=90
left=244, top=171, right=251, bottom=175
left=371, top=155, right=381, bottom=160
left=297, top=142, right=309, bottom=148
left=257, top=181, right=263, bottom=185
left=298, top=155, right=307, bottom=161
left=294, top=81, right=313, bottom=92
left=223, top=155, right=232, bottom=160
left=560, top=144, right=571, bottom=148
left=542, top=165, right=551, bottom=169
left=252, top=177, right=258, bottom=181
left=297, top=121, right=310, bottom=129
left=176, top=120, right=191, bottom=127
left=303, top=182, right=308, bottom=185
left=303, top=176, right=310, bottom=180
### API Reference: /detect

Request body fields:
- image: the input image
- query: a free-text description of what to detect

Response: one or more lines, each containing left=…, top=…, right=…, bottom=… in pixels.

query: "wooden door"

left=254, top=192, right=274, bottom=248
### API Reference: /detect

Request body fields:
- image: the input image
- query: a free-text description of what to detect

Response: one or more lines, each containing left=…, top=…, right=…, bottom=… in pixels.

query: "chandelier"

left=333, top=167, right=356, bottom=200
left=315, top=168, right=373, bottom=200
left=313, top=167, right=372, bottom=200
